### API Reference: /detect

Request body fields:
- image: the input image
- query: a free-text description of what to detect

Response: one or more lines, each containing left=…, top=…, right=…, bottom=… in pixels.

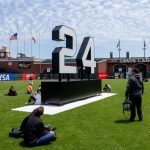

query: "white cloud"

left=0, top=0, right=150, bottom=58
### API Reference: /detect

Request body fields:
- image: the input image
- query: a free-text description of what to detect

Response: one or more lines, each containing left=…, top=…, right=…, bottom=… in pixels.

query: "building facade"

left=0, top=46, right=150, bottom=79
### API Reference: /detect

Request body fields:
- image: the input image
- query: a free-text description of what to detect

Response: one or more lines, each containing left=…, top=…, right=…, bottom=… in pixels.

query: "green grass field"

left=0, top=79, right=150, bottom=150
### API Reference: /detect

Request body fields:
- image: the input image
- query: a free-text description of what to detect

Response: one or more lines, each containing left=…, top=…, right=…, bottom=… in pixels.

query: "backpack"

left=123, top=98, right=132, bottom=118
left=9, top=128, right=23, bottom=138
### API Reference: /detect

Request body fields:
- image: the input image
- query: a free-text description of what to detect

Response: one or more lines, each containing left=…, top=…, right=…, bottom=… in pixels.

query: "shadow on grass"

left=19, top=141, right=27, bottom=147
left=19, top=140, right=52, bottom=148
left=114, top=119, right=131, bottom=124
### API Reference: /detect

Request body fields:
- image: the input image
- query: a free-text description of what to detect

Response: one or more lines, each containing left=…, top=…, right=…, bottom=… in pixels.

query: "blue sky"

left=0, top=0, right=150, bottom=59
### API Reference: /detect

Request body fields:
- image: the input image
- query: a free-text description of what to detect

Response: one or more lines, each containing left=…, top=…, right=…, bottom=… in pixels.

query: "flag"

left=32, top=37, right=36, bottom=43
left=10, top=33, right=17, bottom=40
left=117, top=39, right=120, bottom=48
left=144, top=39, right=146, bottom=48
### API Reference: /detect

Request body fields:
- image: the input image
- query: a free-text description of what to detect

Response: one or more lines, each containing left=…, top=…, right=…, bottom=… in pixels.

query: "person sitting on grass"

left=5, top=86, right=17, bottom=96
left=25, top=90, right=41, bottom=105
left=20, top=106, right=56, bottom=147
left=102, top=84, right=112, bottom=92
left=26, top=84, right=33, bottom=94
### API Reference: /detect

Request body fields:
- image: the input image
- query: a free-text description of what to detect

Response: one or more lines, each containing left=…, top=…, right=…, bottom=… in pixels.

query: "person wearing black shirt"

left=6, top=86, right=17, bottom=96
left=21, top=107, right=56, bottom=146
left=125, top=68, right=144, bottom=122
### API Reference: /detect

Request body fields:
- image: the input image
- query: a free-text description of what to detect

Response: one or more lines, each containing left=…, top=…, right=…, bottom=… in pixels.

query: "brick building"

left=0, top=46, right=149, bottom=79
left=0, top=46, right=51, bottom=74
left=96, top=52, right=150, bottom=79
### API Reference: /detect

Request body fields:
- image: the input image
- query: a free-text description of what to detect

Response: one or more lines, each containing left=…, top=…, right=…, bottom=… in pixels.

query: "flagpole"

left=143, top=39, right=146, bottom=58
left=9, top=38, right=10, bottom=52
left=39, top=31, right=40, bottom=59
left=17, top=18, right=18, bottom=57
left=9, top=33, right=10, bottom=50
left=143, top=47, right=146, bottom=58
left=39, top=31, right=41, bottom=73
left=24, top=33, right=25, bottom=55
left=118, top=39, right=121, bottom=60
left=31, top=19, right=32, bottom=57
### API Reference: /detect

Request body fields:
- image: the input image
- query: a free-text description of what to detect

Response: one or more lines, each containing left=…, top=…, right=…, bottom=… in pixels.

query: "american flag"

left=117, top=39, right=120, bottom=48
left=10, top=33, right=17, bottom=40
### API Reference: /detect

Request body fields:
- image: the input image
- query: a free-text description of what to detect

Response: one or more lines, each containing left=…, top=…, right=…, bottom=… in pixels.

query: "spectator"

left=5, top=86, right=17, bottom=96
left=20, top=106, right=56, bottom=147
left=103, top=84, right=112, bottom=92
left=26, top=84, right=33, bottom=94
left=125, top=68, right=144, bottom=122
left=25, top=90, right=41, bottom=105
left=29, top=76, right=33, bottom=85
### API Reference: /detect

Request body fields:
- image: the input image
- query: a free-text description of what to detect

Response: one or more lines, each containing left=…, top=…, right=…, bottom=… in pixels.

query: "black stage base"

left=41, top=80, right=101, bottom=105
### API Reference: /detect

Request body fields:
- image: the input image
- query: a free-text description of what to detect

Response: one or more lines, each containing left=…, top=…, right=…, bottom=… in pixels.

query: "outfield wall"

left=0, top=73, right=40, bottom=81
left=0, top=73, right=98, bottom=81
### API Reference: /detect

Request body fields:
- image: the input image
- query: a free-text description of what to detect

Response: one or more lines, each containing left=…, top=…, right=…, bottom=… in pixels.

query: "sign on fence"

left=0, top=74, right=14, bottom=81
left=98, top=72, right=108, bottom=79
left=22, top=74, right=36, bottom=80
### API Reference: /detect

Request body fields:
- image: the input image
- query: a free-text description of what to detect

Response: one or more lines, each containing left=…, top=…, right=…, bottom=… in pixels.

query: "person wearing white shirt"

left=25, top=90, right=41, bottom=105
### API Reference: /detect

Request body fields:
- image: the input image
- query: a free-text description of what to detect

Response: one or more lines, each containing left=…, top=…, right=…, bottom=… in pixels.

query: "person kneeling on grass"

left=20, top=106, right=56, bottom=147
left=25, top=90, right=41, bottom=105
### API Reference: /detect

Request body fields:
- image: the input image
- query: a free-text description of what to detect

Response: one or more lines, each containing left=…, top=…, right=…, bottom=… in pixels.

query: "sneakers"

left=129, top=118, right=143, bottom=122
left=25, top=102, right=29, bottom=105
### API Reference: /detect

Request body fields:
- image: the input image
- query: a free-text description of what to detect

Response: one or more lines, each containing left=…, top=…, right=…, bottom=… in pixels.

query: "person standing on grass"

left=29, top=76, right=33, bottom=85
left=125, top=68, right=144, bottom=122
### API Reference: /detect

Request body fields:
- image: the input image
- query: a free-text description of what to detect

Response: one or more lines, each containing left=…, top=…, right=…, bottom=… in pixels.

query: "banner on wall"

left=22, top=74, right=36, bottom=80
left=18, top=62, right=31, bottom=68
left=0, top=74, right=14, bottom=81
left=98, top=72, right=108, bottom=79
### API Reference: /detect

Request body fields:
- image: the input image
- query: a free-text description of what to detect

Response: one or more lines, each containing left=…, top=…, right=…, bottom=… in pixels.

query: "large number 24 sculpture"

left=52, top=25, right=96, bottom=74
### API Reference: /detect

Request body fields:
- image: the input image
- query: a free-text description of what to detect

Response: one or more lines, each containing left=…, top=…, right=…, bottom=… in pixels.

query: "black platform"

left=41, top=80, right=101, bottom=105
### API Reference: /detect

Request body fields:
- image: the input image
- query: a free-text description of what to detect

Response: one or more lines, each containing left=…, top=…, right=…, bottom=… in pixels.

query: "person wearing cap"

left=125, top=68, right=144, bottom=122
